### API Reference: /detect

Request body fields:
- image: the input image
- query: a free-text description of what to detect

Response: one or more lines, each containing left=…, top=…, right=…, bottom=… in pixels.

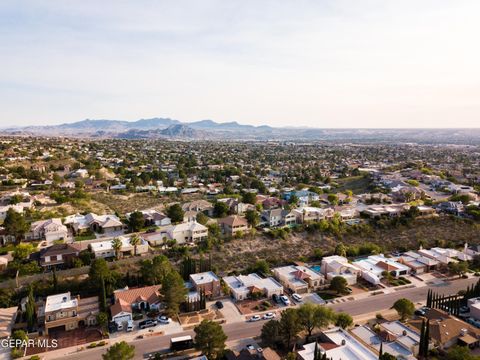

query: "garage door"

left=114, top=315, right=131, bottom=325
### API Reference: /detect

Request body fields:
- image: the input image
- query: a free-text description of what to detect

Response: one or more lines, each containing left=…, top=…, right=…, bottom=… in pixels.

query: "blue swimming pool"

left=310, top=265, right=321, bottom=273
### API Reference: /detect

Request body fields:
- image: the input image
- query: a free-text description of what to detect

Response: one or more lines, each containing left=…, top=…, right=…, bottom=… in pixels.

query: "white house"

left=26, top=218, right=68, bottom=245
left=89, top=236, right=149, bottom=258
left=273, top=265, right=325, bottom=294
left=166, top=221, right=208, bottom=244
left=223, top=273, right=283, bottom=301
left=353, top=254, right=410, bottom=283
left=64, top=213, right=124, bottom=234
left=321, top=256, right=362, bottom=285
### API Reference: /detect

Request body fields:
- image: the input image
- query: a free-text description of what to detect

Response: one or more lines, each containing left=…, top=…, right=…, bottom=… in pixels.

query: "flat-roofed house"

left=189, top=271, right=221, bottom=298
left=273, top=265, right=325, bottom=294
left=321, top=256, right=362, bottom=285
left=223, top=273, right=283, bottom=301
left=89, top=236, right=149, bottom=259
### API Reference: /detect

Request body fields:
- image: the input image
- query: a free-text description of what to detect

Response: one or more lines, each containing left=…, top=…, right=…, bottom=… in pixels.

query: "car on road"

left=249, top=315, right=261, bottom=322
left=158, top=315, right=170, bottom=324
left=292, top=293, right=303, bottom=302
left=215, top=300, right=224, bottom=309
left=280, top=295, right=290, bottom=305
left=139, top=319, right=157, bottom=329
left=263, top=312, right=276, bottom=320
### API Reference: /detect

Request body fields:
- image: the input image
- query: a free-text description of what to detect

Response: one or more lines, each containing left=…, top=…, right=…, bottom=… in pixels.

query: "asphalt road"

left=52, top=277, right=479, bottom=360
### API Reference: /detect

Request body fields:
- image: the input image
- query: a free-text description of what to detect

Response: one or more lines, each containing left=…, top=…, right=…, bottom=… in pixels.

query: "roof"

left=110, top=298, right=131, bottom=317
left=40, top=243, right=81, bottom=258
left=218, top=215, right=248, bottom=227
left=113, top=285, right=161, bottom=307
left=0, top=307, right=17, bottom=338
left=45, top=292, right=77, bottom=313
left=190, top=271, right=219, bottom=285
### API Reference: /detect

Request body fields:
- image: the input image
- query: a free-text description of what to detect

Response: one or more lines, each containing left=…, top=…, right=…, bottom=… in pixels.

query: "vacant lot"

left=211, top=217, right=480, bottom=273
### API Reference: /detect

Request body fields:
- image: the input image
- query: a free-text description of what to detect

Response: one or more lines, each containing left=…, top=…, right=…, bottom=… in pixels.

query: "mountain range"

left=2, top=118, right=480, bottom=144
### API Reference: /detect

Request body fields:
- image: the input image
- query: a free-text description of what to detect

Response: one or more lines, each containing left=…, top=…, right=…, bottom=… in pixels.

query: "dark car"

left=139, top=319, right=157, bottom=329
left=108, top=321, right=117, bottom=333
left=272, top=294, right=280, bottom=304
left=215, top=300, right=224, bottom=309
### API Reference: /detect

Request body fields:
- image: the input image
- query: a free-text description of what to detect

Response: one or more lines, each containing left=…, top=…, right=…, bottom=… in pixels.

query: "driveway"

left=214, top=299, right=243, bottom=323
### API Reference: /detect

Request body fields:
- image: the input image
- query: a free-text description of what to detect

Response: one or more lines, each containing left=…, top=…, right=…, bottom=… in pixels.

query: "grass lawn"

left=317, top=291, right=341, bottom=300
left=75, top=234, right=96, bottom=241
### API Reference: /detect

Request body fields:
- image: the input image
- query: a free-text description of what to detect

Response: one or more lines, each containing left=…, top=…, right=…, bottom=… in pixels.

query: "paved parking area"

left=214, top=299, right=244, bottom=323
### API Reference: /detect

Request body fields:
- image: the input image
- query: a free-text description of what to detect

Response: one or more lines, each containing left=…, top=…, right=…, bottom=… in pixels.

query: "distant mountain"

left=2, top=117, right=480, bottom=144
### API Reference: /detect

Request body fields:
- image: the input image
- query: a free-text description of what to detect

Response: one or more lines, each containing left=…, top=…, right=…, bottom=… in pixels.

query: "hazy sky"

left=1, top=0, right=479, bottom=128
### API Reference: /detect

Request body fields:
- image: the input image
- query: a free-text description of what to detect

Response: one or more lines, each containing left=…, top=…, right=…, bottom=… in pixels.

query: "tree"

left=261, top=320, right=281, bottom=348
left=327, top=193, right=338, bottom=205
left=279, top=308, right=301, bottom=349
left=3, top=208, right=29, bottom=242
left=89, top=258, right=111, bottom=283
left=392, top=298, right=415, bottom=322
left=140, top=255, right=172, bottom=285
left=245, top=209, right=259, bottom=227
left=194, top=320, right=228, bottom=360
left=242, top=192, right=256, bottom=205
left=111, top=237, right=122, bottom=259
left=251, top=259, right=270, bottom=275
left=446, top=345, right=480, bottom=360
left=167, top=204, right=184, bottom=223
left=196, top=212, right=209, bottom=225
left=449, top=261, right=469, bottom=278
left=335, top=312, right=353, bottom=329
left=102, top=341, right=135, bottom=360
left=330, top=276, right=348, bottom=294
left=334, top=243, right=347, bottom=257
left=129, top=234, right=141, bottom=256
left=12, top=243, right=35, bottom=261
left=379, top=353, right=397, bottom=360
left=297, top=303, right=336, bottom=338
left=96, top=312, right=108, bottom=330
left=214, top=202, right=229, bottom=218
left=162, top=270, right=187, bottom=316
left=25, top=286, right=35, bottom=330
left=127, top=211, right=145, bottom=232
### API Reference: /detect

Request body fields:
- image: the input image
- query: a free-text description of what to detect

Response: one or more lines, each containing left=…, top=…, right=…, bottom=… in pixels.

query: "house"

left=140, top=230, right=171, bottom=247
left=39, top=243, right=82, bottom=269
left=89, top=236, right=149, bottom=259
left=437, top=201, right=465, bottom=216
left=284, top=190, right=319, bottom=206
left=396, top=252, right=439, bottom=274
left=223, top=273, right=283, bottom=301
left=64, top=213, right=124, bottom=235
left=262, top=209, right=296, bottom=228
left=126, top=209, right=171, bottom=227
left=25, top=218, right=68, bottom=245
left=273, top=265, right=325, bottom=294
left=218, top=215, right=250, bottom=236
left=0, top=227, right=16, bottom=245
left=417, top=247, right=456, bottom=265
left=353, top=254, right=410, bottom=282
left=70, top=169, right=89, bottom=178
left=321, top=256, right=362, bottom=285
left=217, top=198, right=255, bottom=215
left=292, top=207, right=335, bottom=223
left=298, top=327, right=378, bottom=360
left=40, top=292, right=99, bottom=335
left=468, top=298, right=480, bottom=320
left=166, top=221, right=208, bottom=244
left=189, top=271, right=221, bottom=298
left=361, top=204, right=409, bottom=218
left=0, top=204, right=24, bottom=221
left=0, top=307, right=17, bottom=339
left=410, top=308, right=480, bottom=349
left=182, top=200, right=214, bottom=216
left=110, top=285, right=161, bottom=326
left=351, top=321, right=420, bottom=360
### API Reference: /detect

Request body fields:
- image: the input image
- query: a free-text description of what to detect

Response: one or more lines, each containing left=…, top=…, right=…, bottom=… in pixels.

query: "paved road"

left=47, top=277, right=478, bottom=360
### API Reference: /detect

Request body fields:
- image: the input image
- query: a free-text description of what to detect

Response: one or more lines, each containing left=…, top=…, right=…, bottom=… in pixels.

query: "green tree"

left=25, top=286, right=35, bottom=330
left=167, top=204, right=184, bottom=223
left=251, top=259, right=270, bottom=275
left=446, top=345, right=480, bottom=360
left=194, top=320, right=228, bottom=360
left=162, top=270, right=187, bottom=316
left=242, top=192, right=256, bottom=205
left=330, top=276, right=348, bottom=294
left=327, top=193, right=338, bottom=205
left=96, top=312, right=108, bottom=330
left=3, top=208, right=29, bottom=242
left=449, top=261, right=469, bottom=278
left=261, top=320, right=281, bottom=348
left=129, top=234, right=141, bottom=256
left=379, top=353, right=397, bottom=360
left=89, top=258, right=111, bottom=283
left=111, top=237, right=122, bottom=259
left=196, top=212, right=209, bottom=225
left=245, top=209, right=259, bottom=227
left=140, top=255, right=172, bottom=285
left=127, top=211, right=145, bottom=232
left=279, top=308, right=302, bottom=349
left=12, top=243, right=35, bottom=261
left=334, top=243, right=347, bottom=257
left=335, top=312, right=353, bottom=329
left=297, top=303, right=336, bottom=338
left=214, top=202, right=229, bottom=218
left=102, top=341, right=135, bottom=360
left=392, top=298, right=415, bottom=322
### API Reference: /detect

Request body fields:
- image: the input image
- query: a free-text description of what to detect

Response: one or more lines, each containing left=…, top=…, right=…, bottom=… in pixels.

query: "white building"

left=321, top=256, right=362, bottom=285
left=64, top=213, right=124, bottom=234
left=273, top=265, right=325, bottom=294
left=26, top=218, right=68, bottom=245
left=166, top=221, right=208, bottom=244
left=89, top=236, right=149, bottom=258
left=353, top=254, right=410, bottom=284
left=298, top=328, right=378, bottom=360
left=223, top=273, right=283, bottom=301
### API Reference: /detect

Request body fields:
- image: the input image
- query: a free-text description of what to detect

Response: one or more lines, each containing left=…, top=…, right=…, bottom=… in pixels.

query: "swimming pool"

left=310, top=265, right=321, bottom=273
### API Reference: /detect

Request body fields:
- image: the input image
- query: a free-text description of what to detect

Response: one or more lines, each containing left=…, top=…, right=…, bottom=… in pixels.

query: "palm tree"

left=111, top=237, right=122, bottom=259
left=129, top=234, right=141, bottom=256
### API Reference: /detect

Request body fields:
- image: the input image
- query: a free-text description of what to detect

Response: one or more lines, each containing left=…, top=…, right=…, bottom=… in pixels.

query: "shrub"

left=87, top=342, right=97, bottom=348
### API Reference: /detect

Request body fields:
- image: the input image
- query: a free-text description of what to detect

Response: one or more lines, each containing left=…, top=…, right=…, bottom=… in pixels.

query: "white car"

left=158, top=315, right=171, bottom=324
left=263, top=312, right=276, bottom=320
left=126, top=320, right=134, bottom=332
left=280, top=295, right=290, bottom=305
left=292, top=293, right=303, bottom=302
left=249, top=315, right=261, bottom=322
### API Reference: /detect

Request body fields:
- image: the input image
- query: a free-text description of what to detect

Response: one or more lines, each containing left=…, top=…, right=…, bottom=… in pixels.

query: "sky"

left=0, top=0, right=479, bottom=128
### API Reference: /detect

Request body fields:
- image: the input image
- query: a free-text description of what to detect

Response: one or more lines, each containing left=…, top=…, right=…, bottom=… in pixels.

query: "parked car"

left=139, top=319, right=157, bottom=329
left=414, top=309, right=426, bottom=316
left=263, top=312, right=276, bottom=320
left=215, top=300, right=224, bottom=309
left=460, top=306, right=470, bottom=313
left=272, top=294, right=280, bottom=304
left=109, top=322, right=118, bottom=333
left=158, top=315, right=170, bottom=324
left=126, top=320, right=134, bottom=332
left=292, top=293, right=303, bottom=302
left=249, top=315, right=261, bottom=322
left=280, top=295, right=290, bottom=305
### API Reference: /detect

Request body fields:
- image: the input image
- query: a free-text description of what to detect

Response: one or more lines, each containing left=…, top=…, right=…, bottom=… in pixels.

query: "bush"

left=87, top=342, right=97, bottom=348
left=97, top=341, right=106, bottom=346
